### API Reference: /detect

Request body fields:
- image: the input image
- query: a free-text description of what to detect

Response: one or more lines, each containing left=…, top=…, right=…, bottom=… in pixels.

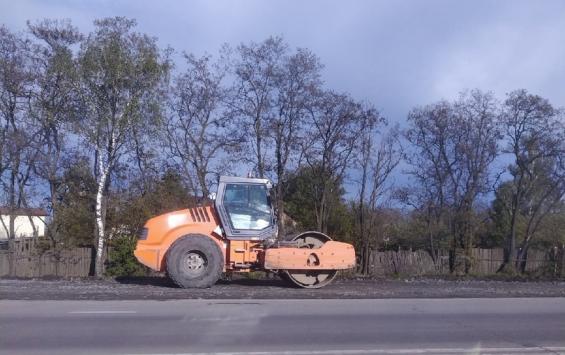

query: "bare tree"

left=403, top=100, right=452, bottom=262
left=517, top=154, right=565, bottom=270
left=0, top=26, right=41, bottom=275
left=78, top=17, right=169, bottom=276
left=27, top=19, right=82, bottom=247
left=356, top=123, right=402, bottom=275
left=304, top=90, right=376, bottom=233
left=0, top=26, right=37, bottom=233
left=405, top=90, right=500, bottom=272
left=165, top=52, right=236, bottom=199
left=499, top=89, right=565, bottom=272
left=271, top=48, right=322, bottom=236
left=230, top=36, right=287, bottom=178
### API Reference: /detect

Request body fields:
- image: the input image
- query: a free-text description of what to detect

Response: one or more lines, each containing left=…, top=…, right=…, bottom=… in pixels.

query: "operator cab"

left=214, top=176, right=277, bottom=240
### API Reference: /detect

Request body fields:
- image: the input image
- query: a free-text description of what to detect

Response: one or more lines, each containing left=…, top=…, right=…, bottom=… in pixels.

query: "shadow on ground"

left=218, top=277, right=292, bottom=288
left=114, top=275, right=292, bottom=289
left=114, top=276, right=178, bottom=288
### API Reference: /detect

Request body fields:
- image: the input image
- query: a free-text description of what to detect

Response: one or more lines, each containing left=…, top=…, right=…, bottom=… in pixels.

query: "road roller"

left=134, top=176, right=356, bottom=288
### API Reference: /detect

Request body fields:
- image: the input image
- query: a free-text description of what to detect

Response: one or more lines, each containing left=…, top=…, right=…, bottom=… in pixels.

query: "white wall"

left=0, top=215, right=46, bottom=240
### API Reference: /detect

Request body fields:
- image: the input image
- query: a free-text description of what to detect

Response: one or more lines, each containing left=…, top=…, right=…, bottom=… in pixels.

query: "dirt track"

left=1, top=276, right=565, bottom=300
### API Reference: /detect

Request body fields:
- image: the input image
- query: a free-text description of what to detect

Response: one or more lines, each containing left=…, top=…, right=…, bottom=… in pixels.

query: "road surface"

left=1, top=298, right=564, bottom=354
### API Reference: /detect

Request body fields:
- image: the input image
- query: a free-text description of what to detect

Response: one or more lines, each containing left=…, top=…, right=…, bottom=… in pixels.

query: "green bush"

left=105, top=234, right=148, bottom=277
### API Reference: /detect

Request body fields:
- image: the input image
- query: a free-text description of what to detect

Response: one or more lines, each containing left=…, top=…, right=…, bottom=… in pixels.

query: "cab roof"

left=219, top=176, right=271, bottom=185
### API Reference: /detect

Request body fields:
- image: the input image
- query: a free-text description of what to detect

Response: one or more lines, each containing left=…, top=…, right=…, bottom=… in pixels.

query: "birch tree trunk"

left=94, top=129, right=116, bottom=277
left=94, top=155, right=110, bottom=277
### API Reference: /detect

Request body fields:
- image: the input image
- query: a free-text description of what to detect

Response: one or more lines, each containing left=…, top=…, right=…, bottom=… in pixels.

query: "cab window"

left=223, top=184, right=271, bottom=230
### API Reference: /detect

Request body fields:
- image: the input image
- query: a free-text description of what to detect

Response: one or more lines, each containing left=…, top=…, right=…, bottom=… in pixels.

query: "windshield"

left=223, top=183, right=271, bottom=230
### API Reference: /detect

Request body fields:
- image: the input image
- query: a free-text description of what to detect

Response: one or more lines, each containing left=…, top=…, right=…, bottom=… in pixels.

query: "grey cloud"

left=2, top=0, right=564, bottom=123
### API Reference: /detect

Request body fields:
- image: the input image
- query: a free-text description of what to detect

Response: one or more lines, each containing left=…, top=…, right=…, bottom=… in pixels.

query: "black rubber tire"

left=166, top=234, right=224, bottom=288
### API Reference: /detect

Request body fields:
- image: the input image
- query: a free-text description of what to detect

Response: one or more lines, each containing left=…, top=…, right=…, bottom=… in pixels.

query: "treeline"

left=0, top=18, right=563, bottom=277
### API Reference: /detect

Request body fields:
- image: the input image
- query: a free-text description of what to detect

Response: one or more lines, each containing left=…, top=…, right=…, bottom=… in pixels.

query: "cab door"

left=215, top=176, right=277, bottom=240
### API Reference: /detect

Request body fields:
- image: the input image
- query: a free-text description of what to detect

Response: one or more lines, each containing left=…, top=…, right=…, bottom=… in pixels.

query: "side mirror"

left=208, top=192, right=217, bottom=201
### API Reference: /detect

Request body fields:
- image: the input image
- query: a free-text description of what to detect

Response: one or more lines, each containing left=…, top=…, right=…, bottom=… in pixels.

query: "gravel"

left=1, top=276, right=564, bottom=300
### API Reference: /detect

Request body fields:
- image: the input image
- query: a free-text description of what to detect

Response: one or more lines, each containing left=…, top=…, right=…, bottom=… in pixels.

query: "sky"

left=2, top=0, right=564, bottom=123
left=1, top=0, right=564, bottom=200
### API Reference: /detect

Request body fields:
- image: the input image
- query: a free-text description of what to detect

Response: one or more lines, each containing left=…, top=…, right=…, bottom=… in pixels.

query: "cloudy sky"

left=2, top=0, right=564, bottom=125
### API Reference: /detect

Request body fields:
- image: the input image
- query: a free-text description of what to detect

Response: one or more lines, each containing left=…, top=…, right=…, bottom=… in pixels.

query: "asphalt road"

left=1, top=298, right=564, bottom=355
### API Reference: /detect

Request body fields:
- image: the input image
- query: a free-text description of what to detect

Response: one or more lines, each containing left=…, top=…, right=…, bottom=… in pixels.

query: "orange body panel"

left=226, top=240, right=262, bottom=270
left=263, top=241, right=356, bottom=270
left=134, top=206, right=225, bottom=271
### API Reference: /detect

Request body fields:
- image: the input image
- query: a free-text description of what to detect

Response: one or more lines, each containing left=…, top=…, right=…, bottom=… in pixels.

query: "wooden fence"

left=370, top=249, right=438, bottom=276
left=369, top=247, right=563, bottom=276
left=0, top=239, right=562, bottom=278
left=469, top=248, right=505, bottom=274
left=0, top=239, right=92, bottom=278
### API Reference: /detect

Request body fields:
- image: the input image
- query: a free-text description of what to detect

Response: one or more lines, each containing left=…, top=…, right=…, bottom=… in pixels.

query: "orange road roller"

left=134, top=176, right=356, bottom=288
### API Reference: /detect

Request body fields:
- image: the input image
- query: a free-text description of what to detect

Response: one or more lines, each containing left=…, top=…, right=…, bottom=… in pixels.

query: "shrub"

left=105, top=234, right=148, bottom=277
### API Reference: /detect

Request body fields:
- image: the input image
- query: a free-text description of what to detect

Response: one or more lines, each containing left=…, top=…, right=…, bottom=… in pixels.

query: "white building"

left=0, top=208, right=48, bottom=240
